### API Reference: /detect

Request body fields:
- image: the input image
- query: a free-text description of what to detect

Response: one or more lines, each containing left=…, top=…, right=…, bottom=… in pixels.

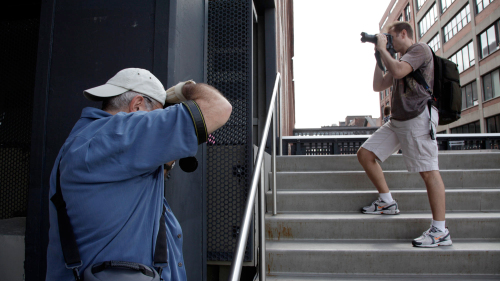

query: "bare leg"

left=357, top=147, right=390, bottom=194
left=419, top=170, right=446, bottom=221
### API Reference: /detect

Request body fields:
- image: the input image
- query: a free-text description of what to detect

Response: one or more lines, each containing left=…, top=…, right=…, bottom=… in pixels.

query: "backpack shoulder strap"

left=408, top=44, right=434, bottom=96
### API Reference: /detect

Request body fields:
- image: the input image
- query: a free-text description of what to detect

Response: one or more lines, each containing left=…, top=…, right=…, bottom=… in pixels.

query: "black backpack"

left=410, top=46, right=461, bottom=126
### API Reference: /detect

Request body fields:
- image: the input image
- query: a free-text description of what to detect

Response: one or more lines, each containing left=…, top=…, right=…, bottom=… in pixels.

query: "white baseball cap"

left=83, top=68, right=166, bottom=105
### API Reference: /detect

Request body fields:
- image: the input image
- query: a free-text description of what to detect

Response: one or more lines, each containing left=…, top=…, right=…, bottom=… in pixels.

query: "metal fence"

left=283, top=134, right=500, bottom=155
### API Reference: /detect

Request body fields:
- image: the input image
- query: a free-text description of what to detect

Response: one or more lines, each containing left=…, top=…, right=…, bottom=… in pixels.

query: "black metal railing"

left=282, top=134, right=500, bottom=155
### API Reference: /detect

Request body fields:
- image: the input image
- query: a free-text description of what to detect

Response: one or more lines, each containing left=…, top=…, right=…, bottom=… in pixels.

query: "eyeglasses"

left=142, top=95, right=153, bottom=103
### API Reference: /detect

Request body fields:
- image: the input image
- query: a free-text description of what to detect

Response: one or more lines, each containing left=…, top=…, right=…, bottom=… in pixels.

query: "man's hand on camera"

left=165, top=80, right=196, bottom=104
left=164, top=160, right=176, bottom=179
left=375, top=33, right=387, bottom=52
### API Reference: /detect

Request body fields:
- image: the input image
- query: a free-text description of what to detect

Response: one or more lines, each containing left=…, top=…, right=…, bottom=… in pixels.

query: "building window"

left=476, top=0, right=495, bottom=14
left=441, top=0, right=457, bottom=13
left=443, top=5, right=471, bottom=43
left=428, top=33, right=441, bottom=52
left=416, top=0, right=427, bottom=11
left=405, top=4, right=411, bottom=21
left=398, top=14, right=403, bottom=22
left=450, top=121, right=481, bottom=133
left=486, top=114, right=500, bottom=133
left=380, top=91, right=384, bottom=100
left=418, top=4, right=438, bottom=38
left=479, top=21, right=500, bottom=59
left=461, top=81, right=478, bottom=109
left=449, top=41, right=475, bottom=73
left=482, top=69, right=500, bottom=101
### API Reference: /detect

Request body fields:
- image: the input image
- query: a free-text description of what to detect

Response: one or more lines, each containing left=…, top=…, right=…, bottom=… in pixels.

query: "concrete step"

left=265, top=212, right=500, bottom=240
left=277, top=152, right=500, bottom=172
left=265, top=273, right=500, bottom=280
left=0, top=217, right=25, bottom=281
left=274, top=169, right=500, bottom=191
left=266, top=240, right=500, bottom=275
left=266, top=189, right=500, bottom=213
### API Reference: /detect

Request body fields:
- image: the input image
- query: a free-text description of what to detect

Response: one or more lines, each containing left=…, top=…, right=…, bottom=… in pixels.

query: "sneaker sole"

left=412, top=240, right=453, bottom=247
left=362, top=210, right=400, bottom=215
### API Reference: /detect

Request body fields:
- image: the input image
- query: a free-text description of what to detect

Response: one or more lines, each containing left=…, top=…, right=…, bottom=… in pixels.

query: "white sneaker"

left=361, top=197, right=400, bottom=215
left=412, top=226, right=452, bottom=247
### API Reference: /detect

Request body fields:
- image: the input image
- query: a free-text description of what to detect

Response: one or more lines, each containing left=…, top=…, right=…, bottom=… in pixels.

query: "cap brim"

left=83, top=84, right=129, bottom=101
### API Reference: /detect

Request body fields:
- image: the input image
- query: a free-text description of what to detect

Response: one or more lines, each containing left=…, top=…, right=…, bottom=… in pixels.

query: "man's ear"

left=129, top=95, right=145, bottom=112
left=401, top=29, right=407, bottom=39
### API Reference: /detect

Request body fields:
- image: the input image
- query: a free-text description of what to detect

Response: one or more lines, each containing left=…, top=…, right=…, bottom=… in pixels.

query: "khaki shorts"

left=361, top=107, right=439, bottom=172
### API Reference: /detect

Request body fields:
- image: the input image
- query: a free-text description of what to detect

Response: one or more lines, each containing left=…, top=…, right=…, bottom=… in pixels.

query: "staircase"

left=265, top=152, right=500, bottom=280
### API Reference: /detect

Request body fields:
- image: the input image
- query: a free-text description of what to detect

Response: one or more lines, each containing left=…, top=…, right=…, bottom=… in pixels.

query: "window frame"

left=479, top=21, right=500, bottom=59
left=427, top=33, right=441, bottom=52
left=450, top=120, right=481, bottom=133
left=476, top=0, right=495, bottom=14
left=417, top=0, right=427, bottom=11
left=485, top=114, right=500, bottom=133
left=418, top=4, right=438, bottom=38
left=441, top=0, right=457, bottom=14
left=448, top=41, right=475, bottom=74
left=443, top=4, right=471, bottom=43
left=482, top=68, right=500, bottom=102
left=461, top=80, right=478, bottom=109
left=405, top=3, right=411, bottom=21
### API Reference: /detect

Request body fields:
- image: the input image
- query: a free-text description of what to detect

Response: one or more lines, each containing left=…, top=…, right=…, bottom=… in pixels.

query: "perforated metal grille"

left=0, top=18, right=39, bottom=219
left=207, top=0, right=253, bottom=261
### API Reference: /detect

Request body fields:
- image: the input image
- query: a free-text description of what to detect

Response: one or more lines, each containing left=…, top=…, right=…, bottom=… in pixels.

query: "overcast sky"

left=293, top=0, right=392, bottom=128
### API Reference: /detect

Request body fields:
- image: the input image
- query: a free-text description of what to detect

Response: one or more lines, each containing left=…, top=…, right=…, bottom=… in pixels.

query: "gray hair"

left=102, top=90, right=162, bottom=112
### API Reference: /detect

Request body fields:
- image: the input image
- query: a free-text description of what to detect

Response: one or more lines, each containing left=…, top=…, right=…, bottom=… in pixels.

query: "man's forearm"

left=378, top=48, right=411, bottom=79
left=373, top=62, right=392, bottom=92
left=182, top=83, right=232, bottom=134
left=378, top=49, right=398, bottom=75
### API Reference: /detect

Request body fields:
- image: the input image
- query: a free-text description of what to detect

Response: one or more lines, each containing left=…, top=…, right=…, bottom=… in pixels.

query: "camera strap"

left=182, top=100, right=208, bottom=145
left=51, top=158, right=168, bottom=281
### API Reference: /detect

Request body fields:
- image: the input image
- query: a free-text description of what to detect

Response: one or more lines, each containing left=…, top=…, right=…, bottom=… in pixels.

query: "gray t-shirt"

left=391, top=42, right=434, bottom=121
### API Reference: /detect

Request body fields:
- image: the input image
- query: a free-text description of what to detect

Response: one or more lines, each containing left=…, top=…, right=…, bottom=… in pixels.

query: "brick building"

left=378, top=0, right=500, bottom=134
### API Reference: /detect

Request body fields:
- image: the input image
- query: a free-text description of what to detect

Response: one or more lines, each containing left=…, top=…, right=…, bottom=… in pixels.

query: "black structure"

left=0, top=2, right=40, bottom=220
left=4, top=0, right=279, bottom=280
left=24, top=0, right=206, bottom=280
left=283, top=134, right=500, bottom=155
left=207, top=0, right=254, bottom=262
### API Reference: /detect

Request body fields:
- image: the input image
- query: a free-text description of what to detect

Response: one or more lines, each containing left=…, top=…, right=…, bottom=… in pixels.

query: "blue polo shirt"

left=46, top=105, right=198, bottom=281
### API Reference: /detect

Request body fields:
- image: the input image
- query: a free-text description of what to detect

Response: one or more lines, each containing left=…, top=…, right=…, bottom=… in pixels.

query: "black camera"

left=360, top=32, right=396, bottom=71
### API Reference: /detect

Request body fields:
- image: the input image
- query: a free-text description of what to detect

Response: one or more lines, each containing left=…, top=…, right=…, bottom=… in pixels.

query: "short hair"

left=385, top=21, right=413, bottom=39
left=102, top=91, right=161, bottom=112
left=384, top=106, right=391, bottom=116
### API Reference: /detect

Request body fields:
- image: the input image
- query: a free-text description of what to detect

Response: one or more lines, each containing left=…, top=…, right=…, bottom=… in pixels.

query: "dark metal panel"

left=153, top=0, right=170, bottom=85
left=163, top=0, right=207, bottom=280
left=0, top=16, right=39, bottom=220
left=207, top=0, right=254, bottom=262
left=264, top=8, right=277, bottom=154
left=26, top=0, right=56, bottom=279
left=253, top=0, right=276, bottom=12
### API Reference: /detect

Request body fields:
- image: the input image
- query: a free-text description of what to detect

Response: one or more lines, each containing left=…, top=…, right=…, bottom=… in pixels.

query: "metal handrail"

left=228, top=73, right=282, bottom=281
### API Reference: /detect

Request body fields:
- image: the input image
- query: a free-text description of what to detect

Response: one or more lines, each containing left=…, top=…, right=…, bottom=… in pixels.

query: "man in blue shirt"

left=46, top=68, right=232, bottom=280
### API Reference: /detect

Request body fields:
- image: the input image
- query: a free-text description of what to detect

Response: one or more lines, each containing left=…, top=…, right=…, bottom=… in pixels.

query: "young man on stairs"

left=357, top=22, right=452, bottom=248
